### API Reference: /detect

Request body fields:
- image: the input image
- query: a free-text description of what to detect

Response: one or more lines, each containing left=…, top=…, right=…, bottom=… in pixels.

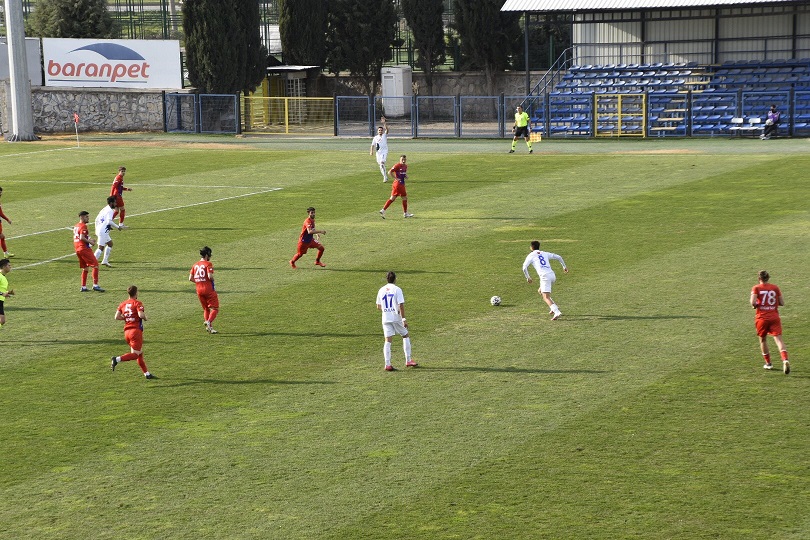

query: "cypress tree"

left=452, top=0, right=521, bottom=96
left=279, top=0, right=328, bottom=66
left=27, top=0, right=115, bottom=38
left=402, top=0, right=446, bottom=95
left=325, top=0, right=399, bottom=95
left=183, top=0, right=266, bottom=94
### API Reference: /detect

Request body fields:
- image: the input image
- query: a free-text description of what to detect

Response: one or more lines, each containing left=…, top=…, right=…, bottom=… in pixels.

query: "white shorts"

left=382, top=321, right=408, bottom=338
left=538, top=273, right=556, bottom=294
left=376, top=151, right=388, bottom=166
left=96, top=228, right=112, bottom=246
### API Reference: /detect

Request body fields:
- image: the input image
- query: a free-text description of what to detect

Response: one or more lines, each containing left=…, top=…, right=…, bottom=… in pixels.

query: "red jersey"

left=752, top=283, right=781, bottom=319
left=300, top=217, right=315, bottom=243
left=190, top=260, right=215, bottom=293
left=390, top=163, right=407, bottom=183
left=118, top=298, right=145, bottom=331
left=0, top=203, right=9, bottom=222
left=111, top=174, right=125, bottom=197
left=73, top=222, right=91, bottom=251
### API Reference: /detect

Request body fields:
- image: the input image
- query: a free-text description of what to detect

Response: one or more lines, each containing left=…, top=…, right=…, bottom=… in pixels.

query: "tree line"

left=25, top=0, right=569, bottom=96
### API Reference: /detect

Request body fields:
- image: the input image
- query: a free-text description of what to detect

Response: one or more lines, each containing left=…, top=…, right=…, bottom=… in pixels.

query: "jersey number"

left=382, top=293, right=395, bottom=310
left=538, top=254, right=547, bottom=266
left=193, top=265, right=208, bottom=280
left=758, top=290, right=777, bottom=306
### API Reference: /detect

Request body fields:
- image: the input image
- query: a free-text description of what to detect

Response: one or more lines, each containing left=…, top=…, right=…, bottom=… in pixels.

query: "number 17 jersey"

left=377, top=284, right=405, bottom=323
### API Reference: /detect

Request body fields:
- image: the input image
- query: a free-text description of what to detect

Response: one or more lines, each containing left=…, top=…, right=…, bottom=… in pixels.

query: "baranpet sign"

left=42, top=38, right=182, bottom=89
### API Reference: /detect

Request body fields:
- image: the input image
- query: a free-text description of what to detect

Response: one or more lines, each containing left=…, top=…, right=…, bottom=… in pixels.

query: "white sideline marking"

left=0, top=147, right=78, bottom=159
left=8, top=179, right=275, bottom=189
left=10, top=187, right=282, bottom=270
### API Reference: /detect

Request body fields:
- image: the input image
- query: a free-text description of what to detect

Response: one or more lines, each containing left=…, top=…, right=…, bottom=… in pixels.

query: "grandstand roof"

left=502, top=0, right=799, bottom=11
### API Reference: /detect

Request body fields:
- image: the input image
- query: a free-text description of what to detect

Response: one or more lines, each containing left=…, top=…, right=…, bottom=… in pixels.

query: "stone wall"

left=0, top=83, right=192, bottom=134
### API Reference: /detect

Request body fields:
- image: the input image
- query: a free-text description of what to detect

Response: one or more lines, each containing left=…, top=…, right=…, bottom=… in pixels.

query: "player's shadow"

left=152, top=378, right=336, bottom=389
left=220, top=331, right=378, bottom=338
left=127, top=226, right=240, bottom=231
left=8, top=306, right=73, bottom=311
left=325, top=268, right=452, bottom=274
left=5, top=338, right=120, bottom=346
left=425, top=366, right=607, bottom=375
left=574, top=314, right=703, bottom=321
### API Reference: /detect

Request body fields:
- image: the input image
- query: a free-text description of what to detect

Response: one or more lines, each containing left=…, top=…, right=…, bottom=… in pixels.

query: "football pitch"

left=0, top=134, right=808, bottom=539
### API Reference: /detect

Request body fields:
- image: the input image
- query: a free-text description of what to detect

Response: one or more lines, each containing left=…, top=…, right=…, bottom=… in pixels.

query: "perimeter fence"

left=164, top=91, right=810, bottom=138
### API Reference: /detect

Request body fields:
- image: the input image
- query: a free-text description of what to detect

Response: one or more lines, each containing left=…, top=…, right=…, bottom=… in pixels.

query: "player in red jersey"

left=190, top=246, right=220, bottom=333
left=750, top=270, right=790, bottom=374
left=73, top=211, right=104, bottom=292
left=111, top=285, right=153, bottom=379
left=110, top=166, right=131, bottom=228
left=379, top=155, right=413, bottom=219
left=0, top=186, right=14, bottom=257
left=289, top=207, right=326, bottom=268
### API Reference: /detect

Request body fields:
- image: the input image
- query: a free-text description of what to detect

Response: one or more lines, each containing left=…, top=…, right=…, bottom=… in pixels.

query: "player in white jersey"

left=522, top=240, right=569, bottom=320
left=376, top=271, right=417, bottom=371
left=94, top=196, right=121, bottom=267
left=369, top=116, right=389, bottom=182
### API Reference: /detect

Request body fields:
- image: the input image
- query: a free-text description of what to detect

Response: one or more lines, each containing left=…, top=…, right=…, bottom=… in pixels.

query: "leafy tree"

left=27, top=0, right=115, bottom=38
left=402, top=0, right=446, bottom=96
left=183, top=0, right=266, bottom=94
left=452, top=0, right=521, bottom=96
left=325, top=0, right=399, bottom=95
left=279, top=0, right=328, bottom=66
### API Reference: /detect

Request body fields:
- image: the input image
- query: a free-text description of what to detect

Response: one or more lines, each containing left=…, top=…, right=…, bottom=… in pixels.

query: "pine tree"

left=279, top=0, right=328, bottom=66
left=27, top=0, right=115, bottom=38
left=325, top=0, right=399, bottom=95
left=402, top=0, right=446, bottom=96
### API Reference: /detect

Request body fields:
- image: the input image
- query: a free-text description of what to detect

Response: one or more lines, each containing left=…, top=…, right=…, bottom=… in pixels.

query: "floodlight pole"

left=3, top=0, right=36, bottom=141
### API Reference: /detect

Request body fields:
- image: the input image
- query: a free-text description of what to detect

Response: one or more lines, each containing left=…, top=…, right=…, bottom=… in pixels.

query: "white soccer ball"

left=490, top=295, right=501, bottom=306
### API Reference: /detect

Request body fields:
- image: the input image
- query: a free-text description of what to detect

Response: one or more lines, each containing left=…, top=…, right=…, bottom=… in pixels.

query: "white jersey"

left=523, top=250, right=566, bottom=280
left=95, top=206, right=117, bottom=234
left=376, top=283, right=404, bottom=323
left=372, top=132, right=388, bottom=156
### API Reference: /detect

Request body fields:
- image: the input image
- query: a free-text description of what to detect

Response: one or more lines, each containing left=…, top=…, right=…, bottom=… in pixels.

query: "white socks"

left=379, top=163, right=387, bottom=180
left=403, top=337, right=412, bottom=362
left=94, top=248, right=102, bottom=259
left=102, top=246, right=111, bottom=264
left=383, top=342, right=392, bottom=366
left=551, top=303, right=561, bottom=315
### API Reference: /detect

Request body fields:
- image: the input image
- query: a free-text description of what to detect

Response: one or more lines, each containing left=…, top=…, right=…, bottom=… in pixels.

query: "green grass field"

left=0, top=134, right=808, bottom=539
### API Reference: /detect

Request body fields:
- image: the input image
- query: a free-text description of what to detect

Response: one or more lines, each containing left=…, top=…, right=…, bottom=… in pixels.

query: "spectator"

left=760, top=104, right=781, bottom=139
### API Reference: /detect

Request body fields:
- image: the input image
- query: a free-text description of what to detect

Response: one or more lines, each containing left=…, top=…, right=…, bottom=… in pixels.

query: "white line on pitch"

left=7, top=179, right=277, bottom=189
left=9, top=187, right=282, bottom=269
left=0, top=146, right=78, bottom=159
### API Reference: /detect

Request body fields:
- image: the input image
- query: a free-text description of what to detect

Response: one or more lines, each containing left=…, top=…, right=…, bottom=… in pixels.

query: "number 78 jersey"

left=377, top=284, right=405, bottom=323
left=752, top=282, right=781, bottom=319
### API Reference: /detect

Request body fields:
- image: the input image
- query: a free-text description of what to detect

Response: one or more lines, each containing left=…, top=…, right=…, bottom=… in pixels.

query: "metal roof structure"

left=502, top=0, right=800, bottom=10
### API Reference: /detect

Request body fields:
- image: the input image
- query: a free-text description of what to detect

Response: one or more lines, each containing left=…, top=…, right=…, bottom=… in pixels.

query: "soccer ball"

left=490, top=295, right=501, bottom=306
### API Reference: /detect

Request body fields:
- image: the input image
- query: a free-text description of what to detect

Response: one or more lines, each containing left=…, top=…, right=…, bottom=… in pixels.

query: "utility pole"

left=3, top=0, right=36, bottom=141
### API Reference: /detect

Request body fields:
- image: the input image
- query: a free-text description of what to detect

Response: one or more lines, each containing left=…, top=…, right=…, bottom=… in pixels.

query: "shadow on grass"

left=219, top=331, right=377, bottom=338
left=5, top=338, right=120, bottom=345
left=574, top=314, right=704, bottom=321
left=324, top=268, right=452, bottom=274
left=424, top=366, right=607, bottom=374
left=8, top=306, right=73, bottom=311
left=151, top=378, right=336, bottom=389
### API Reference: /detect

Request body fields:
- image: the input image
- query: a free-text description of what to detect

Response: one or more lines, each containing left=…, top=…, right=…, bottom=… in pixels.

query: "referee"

left=509, top=105, right=533, bottom=154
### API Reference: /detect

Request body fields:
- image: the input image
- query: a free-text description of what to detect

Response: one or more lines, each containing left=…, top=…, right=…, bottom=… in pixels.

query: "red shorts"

left=755, top=316, right=782, bottom=338
left=296, top=240, right=323, bottom=256
left=115, top=196, right=125, bottom=208
left=76, top=248, right=98, bottom=268
left=197, top=289, right=219, bottom=310
left=124, top=328, right=143, bottom=351
left=391, top=180, right=407, bottom=198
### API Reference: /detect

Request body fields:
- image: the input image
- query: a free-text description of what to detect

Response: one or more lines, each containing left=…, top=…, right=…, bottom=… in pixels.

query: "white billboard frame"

left=42, top=38, right=182, bottom=89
